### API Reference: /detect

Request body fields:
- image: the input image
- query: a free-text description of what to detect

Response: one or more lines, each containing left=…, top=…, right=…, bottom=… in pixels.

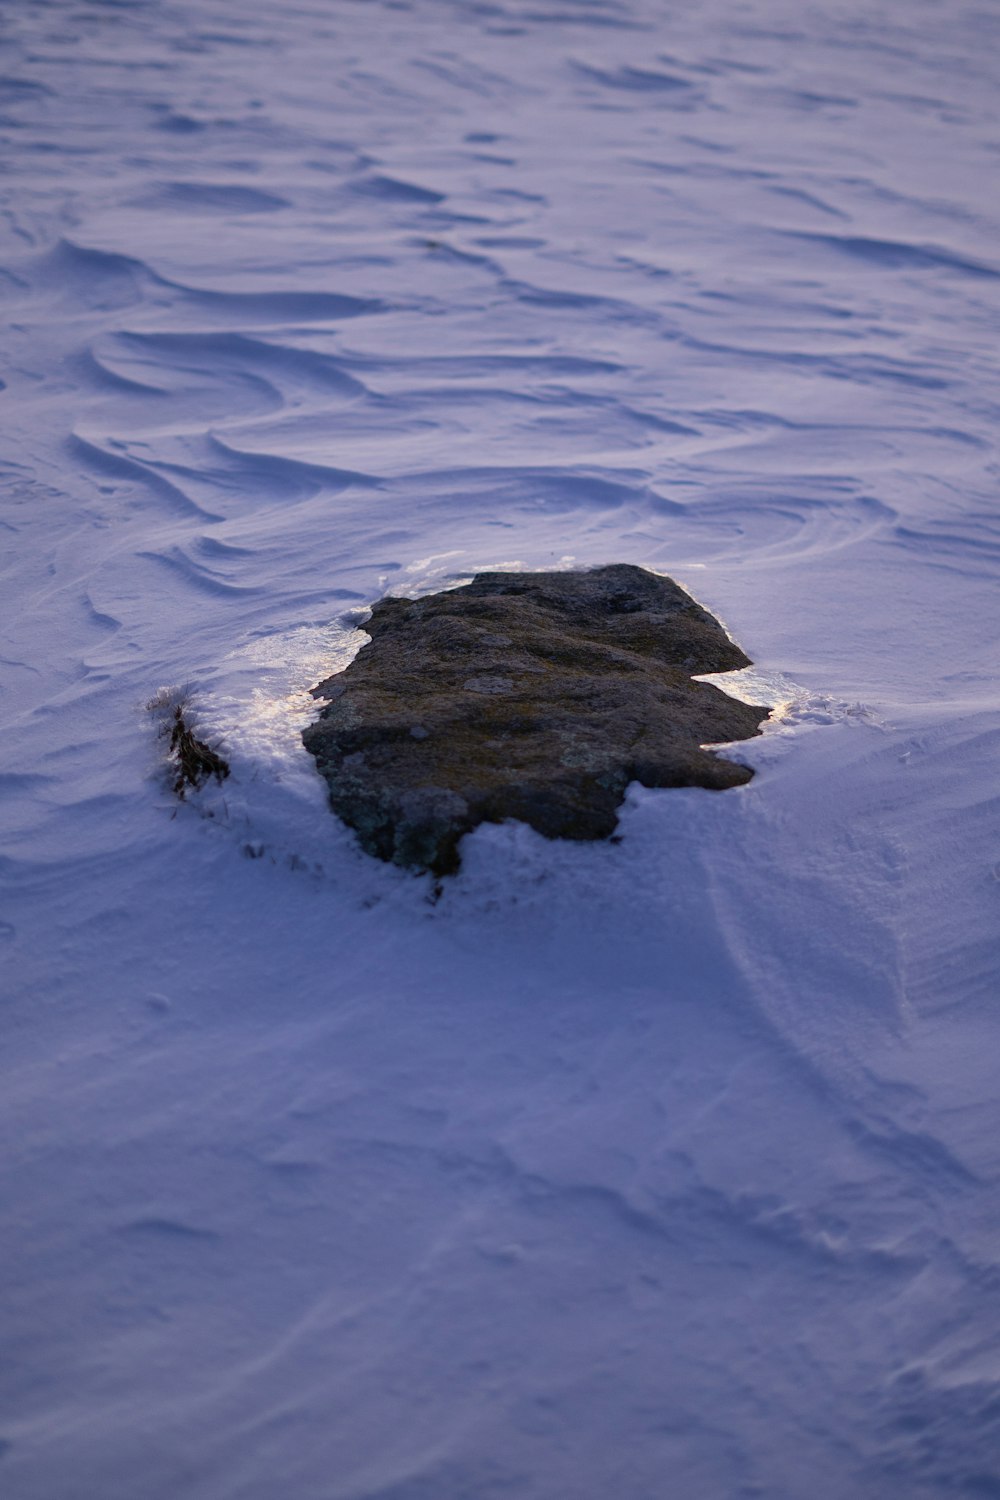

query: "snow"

left=2, top=0, right=1000, bottom=1494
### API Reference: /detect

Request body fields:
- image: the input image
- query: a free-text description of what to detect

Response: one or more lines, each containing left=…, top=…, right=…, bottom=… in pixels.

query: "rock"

left=303, top=564, right=769, bottom=875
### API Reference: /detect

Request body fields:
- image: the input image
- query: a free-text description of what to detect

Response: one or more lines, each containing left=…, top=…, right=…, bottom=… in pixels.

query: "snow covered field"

left=3, top=0, right=1000, bottom=1494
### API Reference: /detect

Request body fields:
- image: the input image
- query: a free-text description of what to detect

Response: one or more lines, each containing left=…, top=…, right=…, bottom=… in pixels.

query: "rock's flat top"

left=303, top=565, right=769, bottom=874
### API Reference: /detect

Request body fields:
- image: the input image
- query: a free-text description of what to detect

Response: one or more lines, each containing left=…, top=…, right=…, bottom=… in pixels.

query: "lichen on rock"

left=303, top=564, right=769, bottom=875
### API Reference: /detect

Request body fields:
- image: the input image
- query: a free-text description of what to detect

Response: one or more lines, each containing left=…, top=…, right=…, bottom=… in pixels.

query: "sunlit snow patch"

left=179, top=617, right=372, bottom=871
left=696, top=664, right=889, bottom=750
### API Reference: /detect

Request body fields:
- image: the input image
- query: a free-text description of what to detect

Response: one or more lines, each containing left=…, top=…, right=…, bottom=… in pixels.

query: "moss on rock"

left=303, top=564, right=769, bottom=875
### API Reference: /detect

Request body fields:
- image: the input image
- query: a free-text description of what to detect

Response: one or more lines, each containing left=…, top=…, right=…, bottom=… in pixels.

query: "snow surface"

left=3, top=0, right=1000, bottom=1494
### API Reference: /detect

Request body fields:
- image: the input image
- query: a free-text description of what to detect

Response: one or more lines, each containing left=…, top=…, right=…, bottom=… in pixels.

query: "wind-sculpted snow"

left=2, top=0, right=1000, bottom=1496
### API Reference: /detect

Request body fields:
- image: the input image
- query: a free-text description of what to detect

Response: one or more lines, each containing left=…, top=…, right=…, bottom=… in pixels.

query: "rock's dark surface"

left=303, top=564, right=769, bottom=875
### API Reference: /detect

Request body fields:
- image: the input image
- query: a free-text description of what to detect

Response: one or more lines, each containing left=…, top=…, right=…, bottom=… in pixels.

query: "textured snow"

left=2, top=0, right=1000, bottom=1495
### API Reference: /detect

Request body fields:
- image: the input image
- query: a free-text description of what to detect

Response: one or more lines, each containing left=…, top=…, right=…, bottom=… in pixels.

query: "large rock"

left=303, top=564, right=769, bottom=875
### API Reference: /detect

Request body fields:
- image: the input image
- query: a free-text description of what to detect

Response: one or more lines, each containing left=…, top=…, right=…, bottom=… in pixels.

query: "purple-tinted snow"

left=2, top=1, right=1000, bottom=1496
